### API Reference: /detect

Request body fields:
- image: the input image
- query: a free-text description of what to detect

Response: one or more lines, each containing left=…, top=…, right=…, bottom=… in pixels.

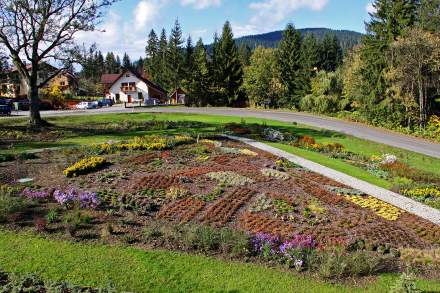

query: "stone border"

left=226, top=135, right=440, bottom=226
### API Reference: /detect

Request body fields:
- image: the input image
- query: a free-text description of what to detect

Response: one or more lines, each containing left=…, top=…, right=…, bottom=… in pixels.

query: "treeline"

left=233, top=28, right=363, bottom=52
left=338, top=0, right=440, bottom=129
left=144, top=20, right=343, bottom=107
left=244, top=0, right=440, bottom=132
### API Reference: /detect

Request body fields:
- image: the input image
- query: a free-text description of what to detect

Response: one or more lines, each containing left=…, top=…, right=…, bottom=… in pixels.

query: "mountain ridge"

left=232, top=27, right=364, bottom=51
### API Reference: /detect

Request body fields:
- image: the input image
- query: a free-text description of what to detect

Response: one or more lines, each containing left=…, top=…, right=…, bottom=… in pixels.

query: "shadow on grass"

left=0, top=115, right=345, bottom=153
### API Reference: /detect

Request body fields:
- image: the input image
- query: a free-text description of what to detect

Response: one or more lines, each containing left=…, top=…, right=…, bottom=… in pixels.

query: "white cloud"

left=231, top=23, right=259, bottom=38
left=248, top=0, right=328, bottom=29
left=180, top=0, right=221, bottom=9
left=366, top=2, right=377, bottom=14
left=134, top=0, right=160, bottom=31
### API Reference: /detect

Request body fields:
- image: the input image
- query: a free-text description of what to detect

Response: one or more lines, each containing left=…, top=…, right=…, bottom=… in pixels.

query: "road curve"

left=5, top=106, right=440, bottom=158
left=143, top=107, right=440, bottom=159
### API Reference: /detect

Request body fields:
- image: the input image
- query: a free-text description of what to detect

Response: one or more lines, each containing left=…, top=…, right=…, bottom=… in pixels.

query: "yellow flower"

left=346, top=195, right=402, bottom=221
left=240, top=149, right=258, bottom=156
left=64, top=157, right=106, bottom=177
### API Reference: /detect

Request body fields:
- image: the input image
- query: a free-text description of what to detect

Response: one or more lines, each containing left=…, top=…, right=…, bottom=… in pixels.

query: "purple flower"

left=21, top=188, right=50, bottom=199
left=78, top=191, right=100, bottom=209
left=53, top=188, right=100, bottom=209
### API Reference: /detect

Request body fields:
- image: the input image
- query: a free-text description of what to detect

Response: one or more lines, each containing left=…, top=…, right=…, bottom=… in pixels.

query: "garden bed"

left=1, top=135, right=439, bottom=281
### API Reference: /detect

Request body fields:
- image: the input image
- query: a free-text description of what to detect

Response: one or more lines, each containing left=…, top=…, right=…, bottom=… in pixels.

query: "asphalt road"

left=5, top=105, right=440, bottom=158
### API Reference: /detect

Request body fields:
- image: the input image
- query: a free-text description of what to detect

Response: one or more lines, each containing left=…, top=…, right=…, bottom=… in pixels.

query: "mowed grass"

left=1, top=112, right=440, bottom=188
left=1, top=230, right=440, bottom=293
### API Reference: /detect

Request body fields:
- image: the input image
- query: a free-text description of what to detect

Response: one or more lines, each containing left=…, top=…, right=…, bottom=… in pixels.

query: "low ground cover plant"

left=0, top=268, right=116, bottom=292
left=63, top=156, right=107, bottom=177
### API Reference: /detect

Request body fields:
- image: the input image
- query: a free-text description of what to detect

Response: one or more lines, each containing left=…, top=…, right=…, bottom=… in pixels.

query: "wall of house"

left=108, top=73, right=150, bottom=103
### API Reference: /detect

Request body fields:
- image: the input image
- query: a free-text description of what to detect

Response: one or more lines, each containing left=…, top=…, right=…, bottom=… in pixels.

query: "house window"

left=60, top=81, right=65, bottom=86
left=129, top=82, right=136, bottom=87
left=125, top=74, right=130, bottom=77
left=121, top=82, right=128, bottom=87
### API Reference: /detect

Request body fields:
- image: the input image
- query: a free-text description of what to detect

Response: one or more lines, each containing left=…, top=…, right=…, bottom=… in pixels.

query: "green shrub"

left=46, top=209, right=58, bottom=224
left=316, top=248, right=388, bottom=279
left=0, top=186, right=29, bottom=222
left=389, top=273, right=421, bottom=293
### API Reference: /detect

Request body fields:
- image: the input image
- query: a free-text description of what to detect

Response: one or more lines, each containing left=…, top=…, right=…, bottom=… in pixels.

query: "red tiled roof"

left=101, top=74, right=120, bottom=84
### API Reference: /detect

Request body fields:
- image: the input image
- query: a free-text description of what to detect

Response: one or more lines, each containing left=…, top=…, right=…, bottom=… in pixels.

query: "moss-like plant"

left=206, top=171, right=255, bottom=186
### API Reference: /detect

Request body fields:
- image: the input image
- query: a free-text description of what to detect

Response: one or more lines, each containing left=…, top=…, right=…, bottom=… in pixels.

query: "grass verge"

left=1, top=230, right=440, bottom=293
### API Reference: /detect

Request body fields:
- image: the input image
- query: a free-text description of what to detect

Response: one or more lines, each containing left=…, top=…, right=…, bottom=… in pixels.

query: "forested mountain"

left=233, top=28, right=363, bottom=52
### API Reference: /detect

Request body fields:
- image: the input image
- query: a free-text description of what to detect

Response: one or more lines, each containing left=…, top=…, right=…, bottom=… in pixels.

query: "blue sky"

left=75, top=0, right=376, bottom=59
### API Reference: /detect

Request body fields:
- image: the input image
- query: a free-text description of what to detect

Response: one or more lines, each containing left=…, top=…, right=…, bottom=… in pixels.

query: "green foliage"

left=277, top=24, right=306, bottom=108
left=242, top=47, right=285, bottom=108
left=389, top=273, right=421, bottom=293
left=300, top=70, right=345, bottom=114
left=0, top=185, right=28, bottom=222
left=316, top=248, right=387, bottom=279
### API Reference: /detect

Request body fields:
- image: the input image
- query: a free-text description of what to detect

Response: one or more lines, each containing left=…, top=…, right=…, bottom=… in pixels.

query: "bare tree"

left=0, top=0, right=115, bottom=126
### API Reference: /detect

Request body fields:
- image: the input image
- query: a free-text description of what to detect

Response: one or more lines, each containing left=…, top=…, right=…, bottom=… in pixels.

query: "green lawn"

left=1, top=230, right=440, bottom=293
left=2, top=112, right=440, bottom=188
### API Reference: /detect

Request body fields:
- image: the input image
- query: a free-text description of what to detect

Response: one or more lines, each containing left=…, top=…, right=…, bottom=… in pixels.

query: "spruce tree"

left=122, top=52, right=132, bottom=69
left=157, top=29, right=170, bottom=90
left=277, top=23, right=305, bottom=108
left=359, top=0, right=419, bottom=124
left=184, top=35, right=194, bottom=75
left=104, top=52, right=118, bottom=74
left=238, top=43, right=252, bottom=67
left=300, top=33, right=320, bottom=83
left=145, top=29, right=159, bottom=80
left=187, top=38, right=210, bottom=106
left=319, top=34, right=343, bottom=72
left=167, top=19, right=185, bottom=91
left=216, top=21, right=243, bottom=106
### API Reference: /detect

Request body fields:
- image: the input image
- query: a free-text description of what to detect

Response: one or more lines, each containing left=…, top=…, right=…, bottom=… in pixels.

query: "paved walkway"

left=227, top=135, right=440, bottom=226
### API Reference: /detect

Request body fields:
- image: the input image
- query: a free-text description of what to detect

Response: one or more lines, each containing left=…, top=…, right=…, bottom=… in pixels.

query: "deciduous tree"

left=0, top=0, right=115, bottom=126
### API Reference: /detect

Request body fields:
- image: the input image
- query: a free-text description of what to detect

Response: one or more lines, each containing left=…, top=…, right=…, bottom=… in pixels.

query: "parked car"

left=91, top=100, right=102, bottom=108
left=75, top=101, right=97, bottom=110
left=0, top=98, right=13, bottom=106
left=98, top=98, right=113, bottom=107
left=0, top=105, right=12, bottom=116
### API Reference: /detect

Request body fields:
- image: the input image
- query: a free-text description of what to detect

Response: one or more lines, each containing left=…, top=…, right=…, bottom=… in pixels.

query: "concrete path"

left=228, top=135, right=440, bottom=226
left=3, top=106, right=440, bottom=158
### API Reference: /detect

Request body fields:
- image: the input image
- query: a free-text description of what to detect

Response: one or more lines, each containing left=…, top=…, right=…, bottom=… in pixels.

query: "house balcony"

left=121, top=86, right=137, bottom=93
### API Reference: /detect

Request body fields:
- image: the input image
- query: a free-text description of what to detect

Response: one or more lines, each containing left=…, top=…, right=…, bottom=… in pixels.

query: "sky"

left=75, top=0, right=377, bottom=60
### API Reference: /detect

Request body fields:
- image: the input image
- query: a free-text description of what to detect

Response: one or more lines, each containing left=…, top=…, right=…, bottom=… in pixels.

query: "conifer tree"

left=319, top=34, right=343, bottom=72
left=358, top=0, right=419, bottom=124
left=167, top=19, right=185, bottom=91
left=216, top=21, right=243, bottom=106
left=277, top=23, right=305, bottom=108
left=300, top=33, right=320, bottom=87
left=145, top=29, right=159, bottom=80
left=184, top=36, right=194, bottom=75
left=187, top=38, right=210, bottom=106
left=122, top=52, right=132, bottom=69
left=157, top=29, right=170, bottom=90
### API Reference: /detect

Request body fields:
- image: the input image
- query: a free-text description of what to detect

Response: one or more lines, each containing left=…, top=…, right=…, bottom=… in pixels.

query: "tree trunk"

left=418, top=76, right=426, bottom=128
left=28, top=83, right=45, bottom=127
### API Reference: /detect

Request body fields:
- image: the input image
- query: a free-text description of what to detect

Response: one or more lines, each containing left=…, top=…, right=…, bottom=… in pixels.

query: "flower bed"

left=63, top=157, right=106, bottom=177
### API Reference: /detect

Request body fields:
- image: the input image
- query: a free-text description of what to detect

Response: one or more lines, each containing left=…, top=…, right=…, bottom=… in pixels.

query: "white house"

left=105, top=69, right=167, bottom=104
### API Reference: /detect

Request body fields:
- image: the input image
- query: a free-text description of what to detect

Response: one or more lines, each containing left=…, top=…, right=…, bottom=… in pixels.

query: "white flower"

left=381, top=154, right=398, bottom=165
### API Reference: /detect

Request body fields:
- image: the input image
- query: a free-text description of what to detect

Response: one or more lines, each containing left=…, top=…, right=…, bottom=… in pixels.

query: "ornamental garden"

left=1, top=117, right=440, bottom=290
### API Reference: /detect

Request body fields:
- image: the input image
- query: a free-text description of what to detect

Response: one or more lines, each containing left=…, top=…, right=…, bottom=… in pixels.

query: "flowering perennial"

left=21, top=188, right=50, bottom=199
left=252, top=233, right=317, bottom=270
left=346, top=195, right=402, bottom=221
left=54, top=188, right=100, bottom=209
left=63, top=157, right=106, bottom=177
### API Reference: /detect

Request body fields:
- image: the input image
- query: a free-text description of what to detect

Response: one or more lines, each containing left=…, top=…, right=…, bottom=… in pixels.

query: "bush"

left=315, top=248, right=388, bottom=279
left=389, top=273, right=421, bottom=293
left=0, top=185, right=29, bottom=222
